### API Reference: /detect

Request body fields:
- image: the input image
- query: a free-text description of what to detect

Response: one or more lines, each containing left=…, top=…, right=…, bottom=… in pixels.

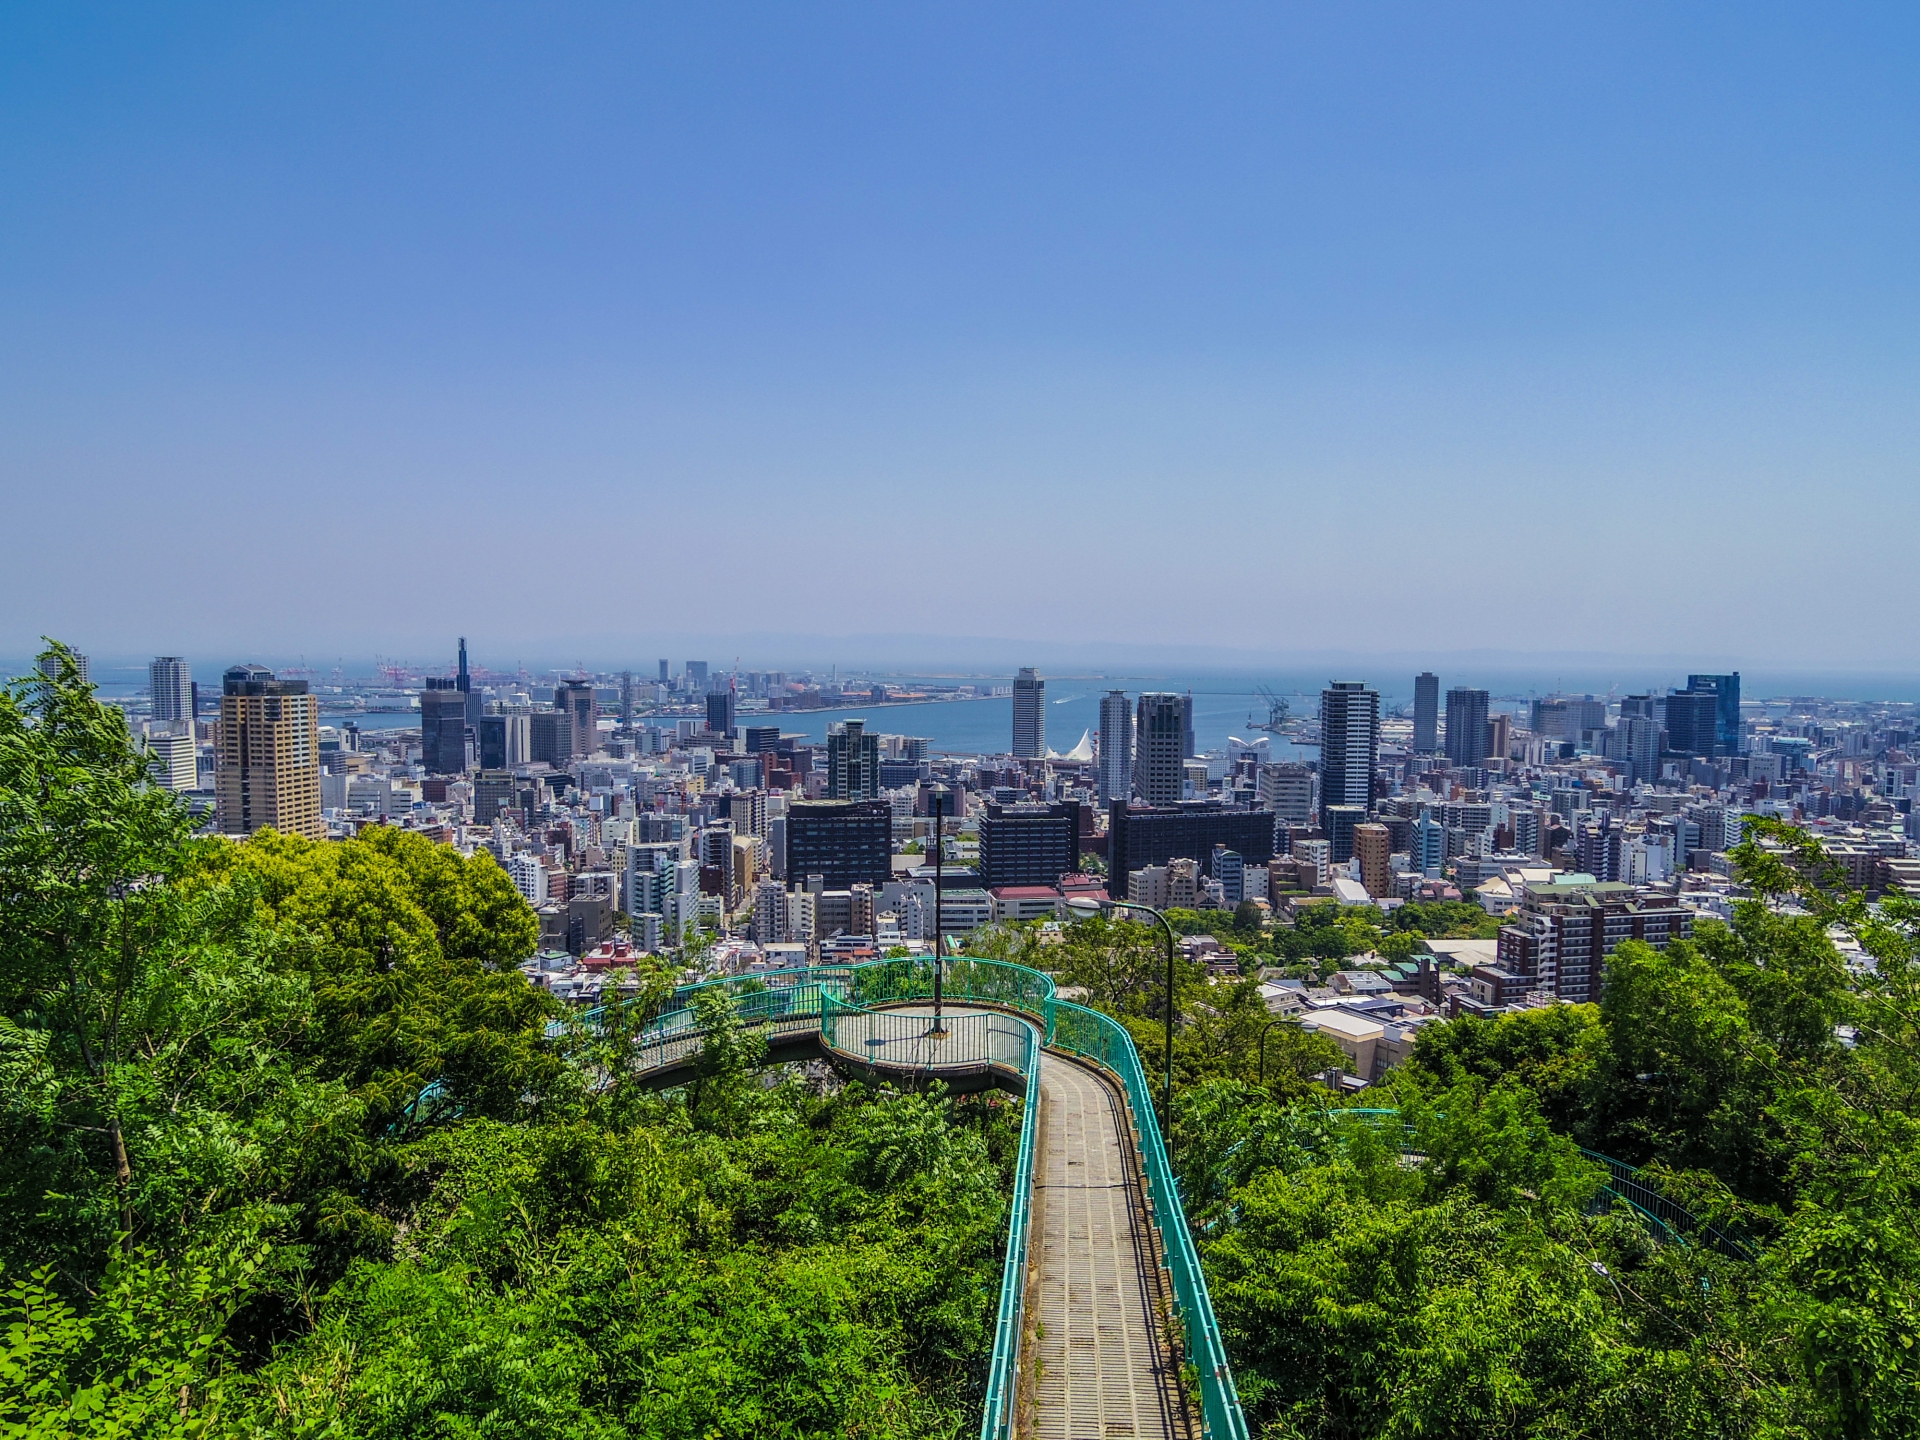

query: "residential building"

left=1134, top=693, right=1188, bottom=804
left=1012, top=667, right=1045, bottom=759
left=149, top=656, right=193, bottom=724
left=827, top=719, right=881, bottom=800
left=1412, top=672, right=1439, bottom=753
left=143, top=726, right=197, bottom=791
left=1319, top=682, right=1379, bottom=832
left=1497, top=879, right=1693, bottom=1003
left=1097, top=690, right=1132, bottom=803
left=1444, top=687, right=1490, bottom=768
left=508, top=852, right=549, bottom=905
left=214, top=665, right=322, bottom=839
left=1212, top=846, right=1245, bottom=906
left=1353, top=822, right=1392, bottom=898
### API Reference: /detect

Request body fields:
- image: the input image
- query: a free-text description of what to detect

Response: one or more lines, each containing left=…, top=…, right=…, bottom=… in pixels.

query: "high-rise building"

left=1487, top=712, right=1512, bottom=763
left=1412, top=673, right=1439, bottom=753
left=658, top=659, right=670, bottom=684
left=1353, top=822, right=1392, bottom=898
left=1012, top=668, right=1045, bottom=758
left=40, top=651, right=89, bottom=685
left=1318, top=682, right=1379, bottom=833
left=530, top=710, right=572, bottom=765
left=743, top=725, right=781, bottom=754
left=827, top=719, right=881, bottom=801
left=978, top=802, right=1081, bottom=889
left=1444, top=688, right=1490, bottom=768
left=477, top=713, right=530, bottom=769
left=1666, top=688, right=1720, bottom=757
left=1324, top=804, right=1368, bottom=865
left=457, top=637, right=483, bottom=725
left=1134, top=693, right=1187, bottom=804
left=421, top=678, right=468, bottom=774
left=1097, top=691, right=1132, bottom=804
left=1498, top=879, right=1693, bottom=1003
left=786, top=800, right=892, bottom=889
left=554, top=681, right=596, bottom=758
left=473, top=770, right=518, bottom=826
left=215, top=665, right=322, bottom=839
left=1685, top=673, right=1743, bottom=755
left=1411, top=809, right=1446, bottom=876
left=142, top=727, right=198, bottom=791
left=686, top=661, right=708, bottom=690
left=1257, top=762, right=1314, bottom=824
left=706, top=688, right=736, bottom=738
left=1615, top=714, right=1663, bottom=785
left=149, top=657, right=193, bottom=724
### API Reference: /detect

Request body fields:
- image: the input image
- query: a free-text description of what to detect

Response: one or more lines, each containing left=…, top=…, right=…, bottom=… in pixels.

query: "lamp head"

left=1065, top=896, right=1103, bottom=919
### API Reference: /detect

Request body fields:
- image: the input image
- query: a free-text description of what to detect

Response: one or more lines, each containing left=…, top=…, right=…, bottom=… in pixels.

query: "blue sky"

left=3, top=4, right=1917, bottom=670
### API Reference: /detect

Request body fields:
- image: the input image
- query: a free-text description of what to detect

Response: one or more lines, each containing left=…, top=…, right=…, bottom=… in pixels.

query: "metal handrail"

left=560, top=957, right=1249, bottom=1439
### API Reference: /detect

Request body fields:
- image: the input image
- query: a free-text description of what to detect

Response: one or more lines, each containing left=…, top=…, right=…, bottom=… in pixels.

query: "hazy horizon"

left=6, top=6, right=1919, bottom=668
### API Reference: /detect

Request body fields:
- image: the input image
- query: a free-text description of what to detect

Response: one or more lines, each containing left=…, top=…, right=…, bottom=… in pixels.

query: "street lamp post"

left=929, top=783, right=950, bottom=1037
left=1067, top=894, right=1179, bottom=1146
left=1257, top=1016, right=1299, bottom=1084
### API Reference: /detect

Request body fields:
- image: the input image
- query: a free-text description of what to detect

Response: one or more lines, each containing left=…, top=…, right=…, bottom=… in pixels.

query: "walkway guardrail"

left=569, top=957, right=1248, bottom=1440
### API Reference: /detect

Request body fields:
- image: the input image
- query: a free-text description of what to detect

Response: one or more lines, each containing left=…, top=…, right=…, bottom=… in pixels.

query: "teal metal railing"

left=566, top=957, right=1247, bottom=1439
left=1048, top=999, right=1250, bottom=1440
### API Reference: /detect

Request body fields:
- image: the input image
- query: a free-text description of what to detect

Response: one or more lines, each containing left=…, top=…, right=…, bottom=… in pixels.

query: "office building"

left=1353, top=822, right=1392, bottom=898
left=149, top=657, right=193, bottom=724
left=420, top=679, right=469, bottom=775
left=1108, top=801, right=1276, bottom=890
left=786, top=800, right=892, bottom=889
left=1318, top=682, right=1380, bottom=832
left=1324, top=803, right=1368, bottom=865
left=706, top=688, right=736, bottom=738
left=1685, top=673, right=1743, bottom=754
left=827, top=718, right=881, bottom=800
left=1615, top=714, right=1663, bottom=785
left=1012, top=667, right=1045, bottom=759
left=1257, top=763, right=1314, bottom=824
left=1097, top=690, right=1132, bottom=804
left=473, top=770, right=517, bottom=825
left=143, top=727, right=198, bottom=791
left=214, top=665, right=322, bottom=840
left=743, top=725, right=781, bottom=754
left=1412, top=672, right=1439, bottom=753
left=1134, top=693, right=1188, bottom=804
left=1664, top=689, right=1719, bottom=758
left=477, top=712, right=530, bottom=769
left=1444, top=687, right=1490, bottom=768
left=978, top=801, right=1081, bottom=889
left=1497, top=879, right=1693, bottom=1004
left=554, top=682, right=596, bottom=758
left=530, top=710, right=573, bottom=766
left=686, top=661, right=708, bottom=689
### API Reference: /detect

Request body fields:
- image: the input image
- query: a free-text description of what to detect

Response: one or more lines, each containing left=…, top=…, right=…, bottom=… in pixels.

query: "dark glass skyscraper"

left=1685, top=673, right=1742, bottom=755
left=421, top=678, right=468, bottom=774
left=1412, top=672, right=1439, bottom=753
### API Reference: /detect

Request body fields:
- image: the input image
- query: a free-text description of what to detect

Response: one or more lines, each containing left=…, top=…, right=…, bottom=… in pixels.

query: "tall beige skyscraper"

left=215, top=665, right=322, bottom=840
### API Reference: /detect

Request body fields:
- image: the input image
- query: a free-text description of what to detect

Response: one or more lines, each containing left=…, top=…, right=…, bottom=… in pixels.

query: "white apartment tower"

left=1097, top=690, right=1132, bottom=803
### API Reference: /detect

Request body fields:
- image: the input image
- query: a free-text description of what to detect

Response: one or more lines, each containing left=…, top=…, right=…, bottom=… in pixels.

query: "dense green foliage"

left=0, top=647, right=1014, bottom=1438
left=1165, top=817, right=1920, bottom=1440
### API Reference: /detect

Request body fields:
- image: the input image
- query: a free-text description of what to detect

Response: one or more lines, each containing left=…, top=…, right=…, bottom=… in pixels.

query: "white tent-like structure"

left=1047, top=730, right=1095, bottom=763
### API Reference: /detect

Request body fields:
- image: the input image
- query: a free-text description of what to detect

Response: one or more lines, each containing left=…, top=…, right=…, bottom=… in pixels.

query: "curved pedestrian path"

left=594, top=959, right=1245, bottom=1440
